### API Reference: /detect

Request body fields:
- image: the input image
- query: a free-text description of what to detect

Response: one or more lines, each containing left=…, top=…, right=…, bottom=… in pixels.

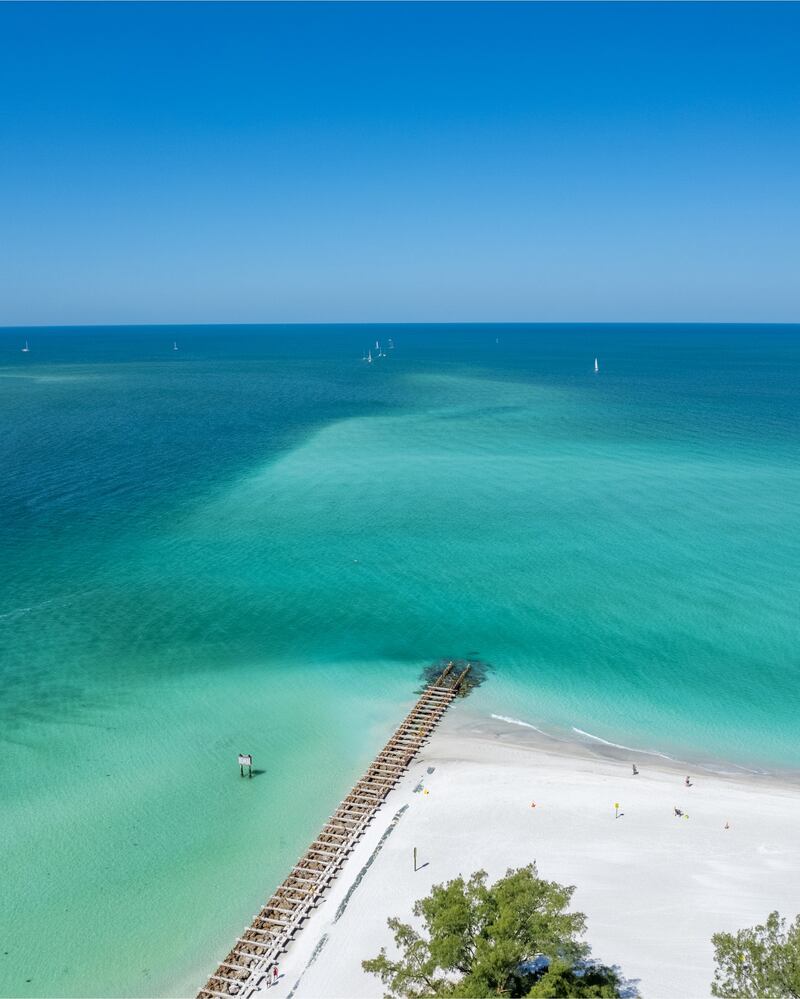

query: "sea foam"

left=491, top=713, right=551, bottom=736
left=572, top=727, right=677, bottom=761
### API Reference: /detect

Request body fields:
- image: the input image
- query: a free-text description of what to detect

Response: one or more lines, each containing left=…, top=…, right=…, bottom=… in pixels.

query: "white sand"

left=253, top=712, right=800, bottom=999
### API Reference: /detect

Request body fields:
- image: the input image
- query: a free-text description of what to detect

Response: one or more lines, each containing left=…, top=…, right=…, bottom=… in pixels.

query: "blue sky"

left=1, top=1, right=798, bottom=325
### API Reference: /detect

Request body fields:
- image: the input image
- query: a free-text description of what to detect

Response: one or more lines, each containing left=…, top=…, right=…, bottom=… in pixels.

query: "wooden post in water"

left=199, top=663, right=471, bottom=999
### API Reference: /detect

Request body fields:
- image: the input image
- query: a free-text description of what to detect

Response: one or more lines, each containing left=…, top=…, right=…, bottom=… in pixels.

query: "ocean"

left=1, top=323, right=798, bottom=997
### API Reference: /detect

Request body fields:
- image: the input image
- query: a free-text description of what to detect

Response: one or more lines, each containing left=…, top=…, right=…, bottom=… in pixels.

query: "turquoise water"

left=2, top=324, right=799, bottom=997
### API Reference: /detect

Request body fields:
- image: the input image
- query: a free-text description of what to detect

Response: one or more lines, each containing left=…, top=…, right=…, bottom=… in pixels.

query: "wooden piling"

left=197, top=664, right=469, bottom=999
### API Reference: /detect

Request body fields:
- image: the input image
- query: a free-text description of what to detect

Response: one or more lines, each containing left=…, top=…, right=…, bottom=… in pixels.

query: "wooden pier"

left=197, top=664, right=470, bottom=999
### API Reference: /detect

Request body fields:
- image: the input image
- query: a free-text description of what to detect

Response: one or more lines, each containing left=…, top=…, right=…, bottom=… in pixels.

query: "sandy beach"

left=249, top=710, right=800, bottom=999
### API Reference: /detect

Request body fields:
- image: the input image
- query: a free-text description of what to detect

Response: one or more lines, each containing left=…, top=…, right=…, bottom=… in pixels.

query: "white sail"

left=21, top=340, right=29, bottom=353
left=594, top=357, right=599, bottom=373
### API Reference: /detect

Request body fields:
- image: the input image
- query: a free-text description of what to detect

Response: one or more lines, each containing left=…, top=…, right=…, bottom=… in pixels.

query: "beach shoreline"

left=461, top=706, right=800, bottom=786
left=207, top=706, right=800, bottom=999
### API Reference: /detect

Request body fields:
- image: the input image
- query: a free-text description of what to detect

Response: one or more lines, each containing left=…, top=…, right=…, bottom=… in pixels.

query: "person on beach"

left=674, top=807, right=683, bottom=817
left=632, top=764, right=639, bottom=775
left=685, top=775, right=692, bottom=787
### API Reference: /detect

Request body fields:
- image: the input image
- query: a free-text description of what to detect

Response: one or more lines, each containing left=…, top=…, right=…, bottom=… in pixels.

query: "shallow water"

left=1, top=324, right=798, bottom=996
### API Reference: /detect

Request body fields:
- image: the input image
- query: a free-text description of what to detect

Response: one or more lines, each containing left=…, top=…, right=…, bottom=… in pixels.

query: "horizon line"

left=2, top=320, right=799, bottom=331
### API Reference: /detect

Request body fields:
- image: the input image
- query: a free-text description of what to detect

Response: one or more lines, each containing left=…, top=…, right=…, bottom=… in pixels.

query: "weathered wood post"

left=198, top=665, right=471, bottom=999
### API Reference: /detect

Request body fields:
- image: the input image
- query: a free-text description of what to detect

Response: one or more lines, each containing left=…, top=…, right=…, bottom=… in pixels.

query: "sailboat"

left=367, top=349, right=373, bottom=364
left=21, top=340, right=30, bottom=353
left=594, top=357, right=599, bottom=373
left=387, top=338, right=394, bottom=350
left=173, top=341, right=178, bottom=351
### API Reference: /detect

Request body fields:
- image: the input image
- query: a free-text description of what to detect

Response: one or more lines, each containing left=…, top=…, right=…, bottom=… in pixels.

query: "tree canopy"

left=711, top=911, right=800, bottom=998
left=362, top=864, right=625, bottom=998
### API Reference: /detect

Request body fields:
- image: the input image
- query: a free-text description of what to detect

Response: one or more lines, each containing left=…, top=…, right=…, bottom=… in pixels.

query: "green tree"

left=711, top=911, right=800, bottom=998
left=527, top=959, right=622, bottom=997
left=362, top=864, right=625, bottom=998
